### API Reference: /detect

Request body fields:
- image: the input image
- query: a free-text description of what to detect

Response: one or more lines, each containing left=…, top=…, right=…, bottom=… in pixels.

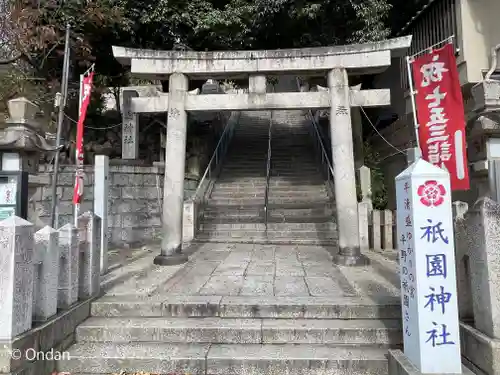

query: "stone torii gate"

left=112, top=36, right=412, bottom=266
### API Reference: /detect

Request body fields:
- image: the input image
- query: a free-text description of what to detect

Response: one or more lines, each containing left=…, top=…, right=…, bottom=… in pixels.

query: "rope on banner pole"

left=82, top=63, right=95, bottom=78
left=409, top=35, right=455, bottom=60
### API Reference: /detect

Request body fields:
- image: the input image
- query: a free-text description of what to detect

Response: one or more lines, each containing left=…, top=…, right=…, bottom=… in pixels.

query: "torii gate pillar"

left=155, top=73, right=189, bottom=266
left=328, top=68, right=364, bottom=265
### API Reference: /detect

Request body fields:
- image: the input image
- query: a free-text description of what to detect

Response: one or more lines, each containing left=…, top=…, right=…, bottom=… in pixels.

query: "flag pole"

left=74, top=72, right=84, bottom=226
left=50, top=23, right=71, bottom=228
left=406, top=55, right=421, bottom=159
left=73, top=65, right=95, bottom=226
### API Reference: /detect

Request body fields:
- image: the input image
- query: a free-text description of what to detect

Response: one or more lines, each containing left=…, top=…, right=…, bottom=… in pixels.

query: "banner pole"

left=406, top=55, right=421, bottom=160
left=73, top=68, right=95, bottom=227
left=74, top=73, right=84, bottom=227
left=49, top=23, right=71, bottom=228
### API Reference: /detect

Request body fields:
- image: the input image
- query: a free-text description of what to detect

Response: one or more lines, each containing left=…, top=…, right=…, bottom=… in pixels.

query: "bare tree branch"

left=0, top=53, right=22, bottom=65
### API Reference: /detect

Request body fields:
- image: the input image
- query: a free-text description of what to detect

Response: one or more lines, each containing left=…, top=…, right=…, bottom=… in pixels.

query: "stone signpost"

left=393, top=159, right=462, bottom=374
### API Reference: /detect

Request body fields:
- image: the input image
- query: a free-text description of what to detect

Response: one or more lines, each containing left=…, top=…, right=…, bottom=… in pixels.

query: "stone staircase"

left=56, top=109, right=403, bottom=375
left=196, top=110, right=338, bottom=245
left=59, top=292, right=402, bottom=374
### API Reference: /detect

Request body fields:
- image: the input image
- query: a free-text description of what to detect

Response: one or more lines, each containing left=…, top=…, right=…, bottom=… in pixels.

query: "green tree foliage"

left=0, top=0, right=395, bottom=128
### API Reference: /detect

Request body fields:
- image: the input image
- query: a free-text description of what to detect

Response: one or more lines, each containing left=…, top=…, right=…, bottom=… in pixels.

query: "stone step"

left=202, top=207, right=334, bottom=222
left=201, top=215, right=333, bottom=224
left=211, top=186, right=328, bottom=193
left=203, top=203, right=334, bottom=212
left=206, top=197, right=331, bottom=205
left=225, top=155, right=317, bottom=160
left=199, top=222, right=337, bottom=231
left=193, top=236, right=338, bottom=245
left=221, top=170, right=321, bottom=178
left=218, top=176, right=322, bottom=181
left=223, top=161, right=319, bottom=166
left=209, top=191, right=328, bottom=199
left=227, top=146, right=314, bottom=151
left=91, top=295, right=401, bottom=319
left=215, top=177, right=325, bottom=184
left=195, top=230, right=338, bottom=240
left=76, top=317, right=401, bottom=345
left=213, top=183, right=327, bottom=189
left=222, top=163, right=319, bottom=169
left=58, top=342, right=393, bottom=375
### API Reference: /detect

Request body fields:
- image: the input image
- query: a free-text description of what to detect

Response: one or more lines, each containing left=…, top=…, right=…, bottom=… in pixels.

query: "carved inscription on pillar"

left=335, top=105, right=349, bottom=116
left=121, top=89, right=139, bottom=159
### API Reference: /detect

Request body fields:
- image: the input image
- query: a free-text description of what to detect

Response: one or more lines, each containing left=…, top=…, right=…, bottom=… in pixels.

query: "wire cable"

left=359, top=105, right=407, bottom=157
left=64, top=113, right=122, bottom=129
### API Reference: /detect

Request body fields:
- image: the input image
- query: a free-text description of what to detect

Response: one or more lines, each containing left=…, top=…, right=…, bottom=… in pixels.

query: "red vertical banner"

left=411, top=43, right=469, bottom=191
left=73, top=71, right=94, bottom=205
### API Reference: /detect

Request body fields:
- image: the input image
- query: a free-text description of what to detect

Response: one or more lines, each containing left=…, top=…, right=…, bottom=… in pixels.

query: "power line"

left=64, top=113, right=122, bottom=130
left=359, top=105, right=407, bottom=157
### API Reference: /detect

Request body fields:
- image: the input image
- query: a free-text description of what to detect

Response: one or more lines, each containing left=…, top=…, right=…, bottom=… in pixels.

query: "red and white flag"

left=73, top=70, right=94, bottom=205
left=411, top=43, right=470, bottom=191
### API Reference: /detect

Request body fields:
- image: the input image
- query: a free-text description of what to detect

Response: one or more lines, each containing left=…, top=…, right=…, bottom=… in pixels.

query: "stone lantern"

left=0, top=97, right=58, bottom=227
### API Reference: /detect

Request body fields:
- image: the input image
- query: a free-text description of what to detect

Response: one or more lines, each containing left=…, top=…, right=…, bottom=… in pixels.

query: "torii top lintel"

left=112, top=36, right=412, bottom=79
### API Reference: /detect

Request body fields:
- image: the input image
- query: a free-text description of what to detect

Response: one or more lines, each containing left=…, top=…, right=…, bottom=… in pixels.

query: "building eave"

left=396, top=0, right=439, bottom=37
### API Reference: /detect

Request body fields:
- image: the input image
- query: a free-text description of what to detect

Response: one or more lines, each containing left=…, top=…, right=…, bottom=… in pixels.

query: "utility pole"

left=49, top=23, right=71, bottom=228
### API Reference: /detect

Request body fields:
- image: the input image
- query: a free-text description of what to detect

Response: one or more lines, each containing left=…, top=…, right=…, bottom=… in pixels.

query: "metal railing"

left=264, top=111, right=273, bottom=233
left=295, top=78, right=335, bottom=183
left=191, top=112, right=239, bottom=203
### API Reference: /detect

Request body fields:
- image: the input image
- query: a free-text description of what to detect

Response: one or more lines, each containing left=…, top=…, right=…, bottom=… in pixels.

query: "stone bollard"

left=77, top=212, right=101, bottom=299
left=382, top=209, right=393, bottom=249
left=183, top=199, right=196, bottom=243
left=0, top=216, right=35, bottom=339
left=452, top=201, right=473, bottom=321
left=57, top=223, right=79, bottom=309
left=370, top=210, right=381, bottom=250
left=466, top=198, right=500, bottom=338
left=358, top=201, right=370, bottom=249
left=458, top=197, right=500, bottom=375
left=33, top=226, right=60, bottom=321
left=358, top=165, right=373, bottom=210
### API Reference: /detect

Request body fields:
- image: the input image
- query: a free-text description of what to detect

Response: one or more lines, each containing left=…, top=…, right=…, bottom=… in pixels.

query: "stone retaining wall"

left=32, top=164, right=199, bottom=248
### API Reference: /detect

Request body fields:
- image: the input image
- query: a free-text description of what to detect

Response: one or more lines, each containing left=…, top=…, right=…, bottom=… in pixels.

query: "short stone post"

left=406, top=147, right=422, bottom=165
left=466, top=198, right=500, bottom=337
left=358, top=165, right=373, bottom=210
left=382, top=210, right=393, bottom=249
left=370, top=210, right=381, bottom=250
left=358, top=201, right=370, bottom=249
left=452, top=201, right=469, bottom=219
left=33, top=226, right=60, bottom=321
left=94, top=155, right=109, bottom=275
left=183, top=199, right=196, bottom=243
left=451, top=201, right=473, bottom=321
left=57, top=223, right=79, bottom=308
left=390, top=159, right=461, bottom=374
left=0, top=216, right=34, bottom=339
left=77, top=211, right=101, bottom=299
left=457, top=197, right=500, bottom=375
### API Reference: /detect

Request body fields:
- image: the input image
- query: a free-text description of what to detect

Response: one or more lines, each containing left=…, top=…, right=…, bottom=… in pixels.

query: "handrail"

left=264, top=110, right=273, bottom=233
left=295, top=78, right=335, bottom=182
left=191, top=111, right=238, bottom=202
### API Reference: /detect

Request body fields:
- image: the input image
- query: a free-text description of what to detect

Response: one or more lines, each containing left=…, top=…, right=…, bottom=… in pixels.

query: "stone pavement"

left=59, top=243, right=403, bottom=375
left=102, top=242, right=400, bottom=301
